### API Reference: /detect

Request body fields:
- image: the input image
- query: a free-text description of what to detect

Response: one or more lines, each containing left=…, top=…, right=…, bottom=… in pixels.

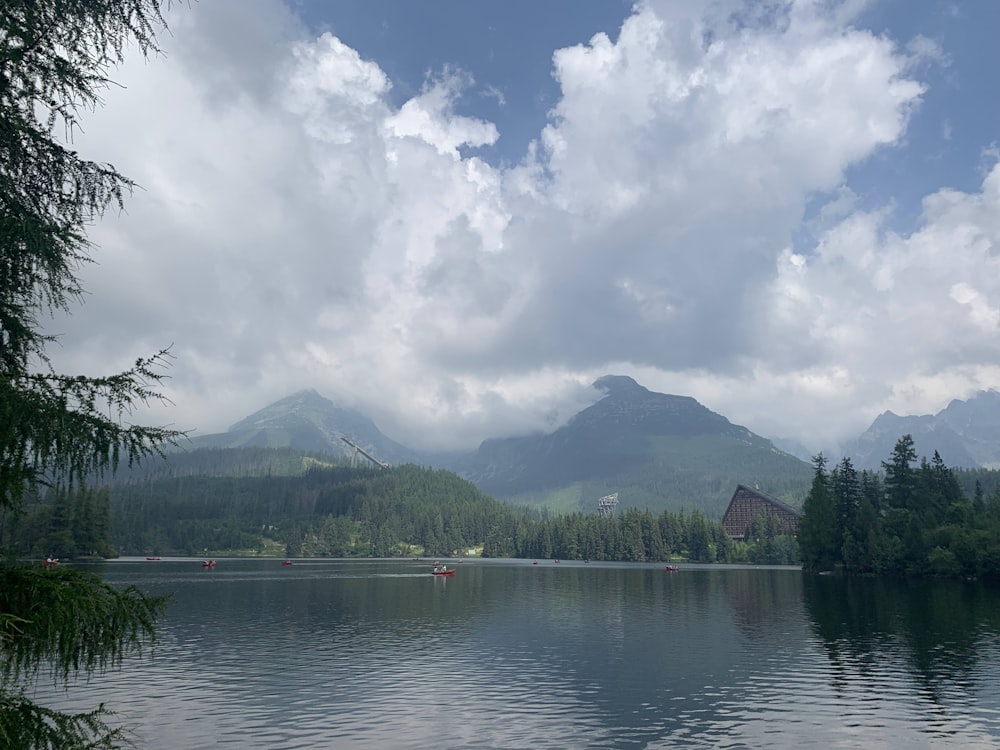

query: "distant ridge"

left=162, top=376, right=812, bottom=516
left=184, top=389, right=419, bottom=465
left=843, top=390, right=1000, bottom=469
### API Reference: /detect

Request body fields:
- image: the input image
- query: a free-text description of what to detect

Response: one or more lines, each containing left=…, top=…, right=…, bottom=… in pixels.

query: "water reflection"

left=35, top=560, right=1000, bottom=749
left=802, top=574, right=1000, bottom=746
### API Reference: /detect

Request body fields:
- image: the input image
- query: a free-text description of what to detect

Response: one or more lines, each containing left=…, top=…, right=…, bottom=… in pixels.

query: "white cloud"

left=385, top=70, right=499, bottom=157
left=41, top=0, right=998, bottom=455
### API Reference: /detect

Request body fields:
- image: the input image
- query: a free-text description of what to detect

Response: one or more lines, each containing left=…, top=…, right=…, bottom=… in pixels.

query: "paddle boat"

left=202, top=560, right=216, bottom=568
left=281, top=560, right=293, bottom=566
left=431, top=562, right=455, bottom=576
left=146, top=556, right=161, bottom=561
left=664, top=565, right=679, bottom=572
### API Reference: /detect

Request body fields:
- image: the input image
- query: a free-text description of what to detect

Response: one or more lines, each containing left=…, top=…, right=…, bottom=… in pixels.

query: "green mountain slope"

left=457, top=376, right=811, bottom=515
left=109, top=463, right=517, bottom=557
left=133, top=375, right=812, bottom=518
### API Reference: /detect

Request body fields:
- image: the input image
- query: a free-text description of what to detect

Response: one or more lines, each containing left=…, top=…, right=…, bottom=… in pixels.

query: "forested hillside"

left=108, top=464, right=509, bottom=557
left=2, top=460, right=797, bottom=565
left=109, top=446, right=347, bottom=483
left=459, top=376, right=812, bottom=514
left=496, top=434, right=811, bottom=516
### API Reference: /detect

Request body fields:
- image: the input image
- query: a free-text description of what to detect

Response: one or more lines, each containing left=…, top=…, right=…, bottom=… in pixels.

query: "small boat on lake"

left=664, top=565, right=679, bottom=572
left=146, top=557, right=161, bottom=561
left=281, top=560, right=293, bottom=566
left=431, top=562, right=454, bottom=576
left=202, top=560, right=216, bottom=568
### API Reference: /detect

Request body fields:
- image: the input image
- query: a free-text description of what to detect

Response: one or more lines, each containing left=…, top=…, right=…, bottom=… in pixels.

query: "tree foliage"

left=12, top=456, right=770, bottom=565
left=1, top=0, right=179, bottom=510
left=1, top=1, right=179, bottom=746
left=799, top=435, right=1000, bottom=579
left=0, top=566, right=168, bottom=749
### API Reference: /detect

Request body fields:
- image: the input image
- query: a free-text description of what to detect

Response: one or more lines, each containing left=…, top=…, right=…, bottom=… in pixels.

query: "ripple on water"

left=33, top=562, right=1000, bottom=749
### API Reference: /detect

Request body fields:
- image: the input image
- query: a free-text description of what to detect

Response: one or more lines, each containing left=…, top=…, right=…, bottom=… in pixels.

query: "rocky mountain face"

left=449, top=375, right=810, bottom=513
left=185, top=389, right=420, bottom=466
left=458, top=375, right=751, bottom=485
left=843, top=390, right=1000, bottom=470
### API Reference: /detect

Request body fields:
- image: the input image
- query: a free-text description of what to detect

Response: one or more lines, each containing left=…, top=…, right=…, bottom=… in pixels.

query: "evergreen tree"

left=973, top=479, right=985, bottom=517
left=1, top=1, right=179, bottom=746
left=798, top=455, right=838, bottom=571
left=831, top=456, right=861, bottom=559
left=685, top=509, right=712, bottom=562
left=883, top=435, right=917, bottom=512
left=843, top=471, right=881, bottom=573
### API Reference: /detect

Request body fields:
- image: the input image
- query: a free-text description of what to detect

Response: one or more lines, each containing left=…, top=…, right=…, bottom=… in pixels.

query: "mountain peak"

left=228, top=389, right=333, bottom=432
left=593, top=374, right=644, bottom=395
left=846, top=391, right=1000, bottom=469
left=463, top=375, right=803, bottom=513
left=279, top=388, right=328, bottom=406
left=191, top=389, right=418, bottom=463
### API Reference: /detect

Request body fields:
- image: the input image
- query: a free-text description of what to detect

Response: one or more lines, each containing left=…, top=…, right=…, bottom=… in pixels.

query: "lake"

left=37, top=558, right=1000, bottom=749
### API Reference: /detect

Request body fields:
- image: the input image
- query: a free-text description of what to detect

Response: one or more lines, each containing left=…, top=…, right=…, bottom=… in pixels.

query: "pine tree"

left=798, top=454, right=838, bottom=571
left=882, top=435, right=917, bottom=512
left=1, top=1, right=179, bottom=746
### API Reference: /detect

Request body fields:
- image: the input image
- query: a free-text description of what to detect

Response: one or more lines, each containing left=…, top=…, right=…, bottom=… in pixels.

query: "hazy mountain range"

left=175, top=379, right=1000, bottom=514
left=181, top=375, right=811, bottom=515
left=842, top=389, right=1000, bottom=470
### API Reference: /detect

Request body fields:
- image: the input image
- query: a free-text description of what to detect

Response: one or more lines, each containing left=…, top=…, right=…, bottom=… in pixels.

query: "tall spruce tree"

left=798, top=454, right=838, bottom=571
left=883, top=434, right=917, bottom=512
left=1, top=1, right=178, bottom=747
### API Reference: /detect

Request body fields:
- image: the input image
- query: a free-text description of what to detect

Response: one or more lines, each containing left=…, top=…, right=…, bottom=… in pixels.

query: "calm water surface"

left=37, top=558, right=1000, bottom=749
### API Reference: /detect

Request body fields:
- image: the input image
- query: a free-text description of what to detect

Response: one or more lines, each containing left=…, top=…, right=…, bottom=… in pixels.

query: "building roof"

left=725, top=484, right=802, bottom=519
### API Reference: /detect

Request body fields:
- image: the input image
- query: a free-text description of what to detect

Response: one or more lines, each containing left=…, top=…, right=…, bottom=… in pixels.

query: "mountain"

left=844, top=390, right=1000, bottom=470
left=182, top=389, right=420, bottom=465
left=936, top=390, right=1000, bottom=467
left=451, top=375, right=811, bottom=516
left=159, top=376, right=812, bottom=516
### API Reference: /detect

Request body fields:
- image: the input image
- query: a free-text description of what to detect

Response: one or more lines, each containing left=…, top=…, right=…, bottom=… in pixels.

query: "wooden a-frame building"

left=722, top=484, right=802, bottom=540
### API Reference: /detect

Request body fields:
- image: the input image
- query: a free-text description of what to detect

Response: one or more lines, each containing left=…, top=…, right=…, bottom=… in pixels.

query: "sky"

left=50, top=0, right=1000, bottom=455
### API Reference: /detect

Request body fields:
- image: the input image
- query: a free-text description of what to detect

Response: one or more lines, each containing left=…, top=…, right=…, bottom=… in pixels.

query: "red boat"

left=202, top=560, right=216, bottom=568
left=664, top=565, right=679, bottom=572
left=431, top=569, right=455, bottom=576
left=281, top=560, right=293, bottom=566
left=146, top=557, right=161, bottom=561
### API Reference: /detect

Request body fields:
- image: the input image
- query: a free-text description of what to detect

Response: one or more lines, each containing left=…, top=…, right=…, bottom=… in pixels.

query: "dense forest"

left=1, top=459, right=797, bottom=565
left=798, top=435, right=1000, bottom=579
left=14, top=437, right=1000, bottom=575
